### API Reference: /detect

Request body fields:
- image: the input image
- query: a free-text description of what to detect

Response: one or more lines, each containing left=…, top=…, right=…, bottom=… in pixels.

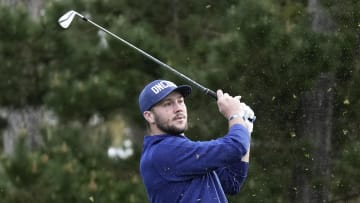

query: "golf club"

left=58, top=10, right=256, bottom=123
left=58, top=10, right=216, bottom=97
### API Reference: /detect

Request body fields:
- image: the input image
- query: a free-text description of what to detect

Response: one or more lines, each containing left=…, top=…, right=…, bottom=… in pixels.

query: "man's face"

left=149, top=91, right=188, bottom=135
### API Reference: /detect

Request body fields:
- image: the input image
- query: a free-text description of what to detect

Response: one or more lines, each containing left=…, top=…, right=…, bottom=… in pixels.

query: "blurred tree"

left=319, top=0, right=360, bottom=201
left=0, top=5, right=52, bottom=155
left=0, top=0, right=359, bottom=202
left=0, top=124, right=147, bottom=203
left=290, top=0, right=335, bottom=202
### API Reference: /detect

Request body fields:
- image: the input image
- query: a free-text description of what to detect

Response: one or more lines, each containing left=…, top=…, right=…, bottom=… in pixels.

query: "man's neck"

left=149, top=128, right=166, bottom=136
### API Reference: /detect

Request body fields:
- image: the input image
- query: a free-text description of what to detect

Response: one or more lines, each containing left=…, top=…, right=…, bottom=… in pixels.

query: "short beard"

left=154, top=114, right=187, bottom=135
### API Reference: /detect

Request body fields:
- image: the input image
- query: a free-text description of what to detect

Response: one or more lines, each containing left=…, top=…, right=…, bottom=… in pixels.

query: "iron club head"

left=58, top=10, right=85, bottom=29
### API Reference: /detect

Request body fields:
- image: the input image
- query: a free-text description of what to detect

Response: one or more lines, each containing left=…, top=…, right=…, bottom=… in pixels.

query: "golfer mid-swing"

left=139, top=79, right=254, bottom=203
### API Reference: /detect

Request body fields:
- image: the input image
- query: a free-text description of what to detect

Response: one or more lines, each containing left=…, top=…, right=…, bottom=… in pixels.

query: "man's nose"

left=173, top=102, right=184, bottom=112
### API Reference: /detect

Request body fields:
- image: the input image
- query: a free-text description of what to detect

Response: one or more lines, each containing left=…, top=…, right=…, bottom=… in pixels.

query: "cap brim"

left=173, top=85, right=192, bottom=98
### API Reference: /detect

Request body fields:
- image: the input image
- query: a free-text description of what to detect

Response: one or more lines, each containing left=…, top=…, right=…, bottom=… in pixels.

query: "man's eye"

left=163, top=102, right=172, bottom=107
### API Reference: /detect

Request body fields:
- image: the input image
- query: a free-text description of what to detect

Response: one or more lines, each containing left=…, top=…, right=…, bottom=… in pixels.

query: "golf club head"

left=58, top=10, right=83, bottom=29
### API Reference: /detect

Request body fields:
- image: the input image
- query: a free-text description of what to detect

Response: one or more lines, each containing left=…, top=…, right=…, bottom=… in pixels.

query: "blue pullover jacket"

left=140, top=124, right=250, bottom=203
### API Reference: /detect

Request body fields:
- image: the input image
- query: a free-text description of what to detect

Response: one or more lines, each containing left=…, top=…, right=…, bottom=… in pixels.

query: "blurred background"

left=0, top=0, right=359, bottom=202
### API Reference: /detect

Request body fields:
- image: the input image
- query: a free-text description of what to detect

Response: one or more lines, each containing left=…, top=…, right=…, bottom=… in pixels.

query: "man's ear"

left=143, top=111, right=155, bottom=124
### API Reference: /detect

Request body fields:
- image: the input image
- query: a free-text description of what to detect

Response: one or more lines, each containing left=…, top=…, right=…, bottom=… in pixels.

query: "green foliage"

left=0, top=0, right=360, bottom=202
left=0, top=125, right=147, bottom=203
left=0, top=6, right=49, bottom=106
left=332, top=140, right=360, bottom=201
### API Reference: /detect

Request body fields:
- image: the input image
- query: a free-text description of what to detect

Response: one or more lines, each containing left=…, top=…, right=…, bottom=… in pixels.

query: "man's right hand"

left=216, top=90, right=245, bottom=120
left=217, top=90, right=255, bottom=133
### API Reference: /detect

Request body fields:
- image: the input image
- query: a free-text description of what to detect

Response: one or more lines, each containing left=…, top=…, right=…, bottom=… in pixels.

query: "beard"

left=154, top=113, right=188, bottom=135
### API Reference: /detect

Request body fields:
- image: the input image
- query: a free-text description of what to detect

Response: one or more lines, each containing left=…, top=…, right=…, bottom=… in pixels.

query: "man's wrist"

left=228, top=113, right=247, bottom=129
left=228, top=114, right=245, bottom=121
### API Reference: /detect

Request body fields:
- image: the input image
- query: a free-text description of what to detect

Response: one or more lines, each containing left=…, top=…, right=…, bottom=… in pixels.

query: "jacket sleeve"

left=215, top=161, right=249, bottom=195
left=152, top=124, right=250, bottom=181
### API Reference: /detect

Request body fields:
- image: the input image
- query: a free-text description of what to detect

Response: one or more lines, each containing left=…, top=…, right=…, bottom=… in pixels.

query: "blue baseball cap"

left=139, top=79, right=192, bottom=113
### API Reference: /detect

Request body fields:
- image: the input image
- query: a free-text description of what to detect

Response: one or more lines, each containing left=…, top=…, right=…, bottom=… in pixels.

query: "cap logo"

left=150, top=81, right=177, bottom=94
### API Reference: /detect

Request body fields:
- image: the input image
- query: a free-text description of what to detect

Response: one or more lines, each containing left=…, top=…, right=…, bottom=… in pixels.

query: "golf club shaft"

left=74, top=14, right=217, bottom=99
left=59, top=10, right=256, bottom=123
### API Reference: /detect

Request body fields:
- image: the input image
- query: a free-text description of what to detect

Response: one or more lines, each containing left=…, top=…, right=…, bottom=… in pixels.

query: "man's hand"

left=216, top=90, right=244, bottom=119
left=217, top=90, right=255, bottom=133
left=242, top=104, right=255, bottom=133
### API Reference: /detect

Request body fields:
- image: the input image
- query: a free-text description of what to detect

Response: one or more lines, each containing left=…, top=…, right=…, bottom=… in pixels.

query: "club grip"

left=205, top=89, right=218, bottom=100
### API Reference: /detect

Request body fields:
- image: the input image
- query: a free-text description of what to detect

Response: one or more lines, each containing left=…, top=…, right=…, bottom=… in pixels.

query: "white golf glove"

left=240, top=103, right=255, bottom=134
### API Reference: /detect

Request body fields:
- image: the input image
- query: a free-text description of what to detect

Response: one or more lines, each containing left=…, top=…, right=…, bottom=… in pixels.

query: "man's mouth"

left=174, top=115, right=186, bottom=121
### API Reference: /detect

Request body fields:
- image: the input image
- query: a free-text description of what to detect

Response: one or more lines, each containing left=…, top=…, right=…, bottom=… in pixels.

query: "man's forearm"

left=241, top=147, right=250, bottom=162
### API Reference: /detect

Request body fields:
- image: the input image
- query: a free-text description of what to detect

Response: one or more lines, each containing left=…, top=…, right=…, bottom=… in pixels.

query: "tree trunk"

left=291, top=73, right=335, bottom=202
left=1, top=106, right=50, bottom=156
left=290, top=1, right=336, bottom=202
left=171, top=0, right=181, bottom=46
left=307, top=0, right=335, bottom=33
left=0, top=0, right=43, bottom=20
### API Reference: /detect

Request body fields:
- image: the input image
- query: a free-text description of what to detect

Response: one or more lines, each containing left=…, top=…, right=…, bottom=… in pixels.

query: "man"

left=139, top=79, right=254, bottom=203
